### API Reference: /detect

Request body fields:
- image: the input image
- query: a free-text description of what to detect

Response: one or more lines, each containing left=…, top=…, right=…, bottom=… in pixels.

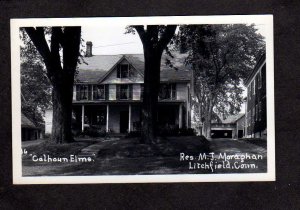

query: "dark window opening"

left=77, top=85, right=89, bottom=100
left=140, top=84, right=144, bottom=100
left=159, top=84, right=176, bottom=100
left=117, top=84, right=132, bottom=100
left=93, top=85, right=105, bottom=100
left=117, top=64, right=130, bottom=78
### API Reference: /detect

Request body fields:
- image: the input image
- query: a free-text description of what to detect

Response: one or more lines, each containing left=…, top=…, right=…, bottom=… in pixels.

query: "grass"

left=22, top=136, right=267, bottom=176
left=97, top=136, right=210, bottom=158
left=239, top=138, right=267, bottom=148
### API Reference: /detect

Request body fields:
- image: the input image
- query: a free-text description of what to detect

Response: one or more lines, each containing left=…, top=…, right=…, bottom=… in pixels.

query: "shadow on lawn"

left=22, top=136, right=211, bottom=176
left=97, top=136, right=210, bottom=158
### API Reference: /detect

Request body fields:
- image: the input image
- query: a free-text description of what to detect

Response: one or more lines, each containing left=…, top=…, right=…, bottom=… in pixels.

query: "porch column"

left=106, top=104, right=109, bottom=132
left=179, top=104, right=183, bottom=129
left=81, top=105, right=85, bottom=131
left=128, top=104, right=132, bottom=132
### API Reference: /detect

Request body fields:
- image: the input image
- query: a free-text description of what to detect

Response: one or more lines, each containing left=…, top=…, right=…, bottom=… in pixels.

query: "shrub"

left=178, top=128, right=196, bottom=136
left=158, top=127, right=196, bottom=137
left=125, top=131, right=141, bottom=138
left=76, top=126, right=107, bottom=138
left=44, top=133, right=51, bottom=139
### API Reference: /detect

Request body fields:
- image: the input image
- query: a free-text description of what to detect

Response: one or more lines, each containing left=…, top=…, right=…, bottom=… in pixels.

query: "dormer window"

left=117, top=64, right=130, bottom=78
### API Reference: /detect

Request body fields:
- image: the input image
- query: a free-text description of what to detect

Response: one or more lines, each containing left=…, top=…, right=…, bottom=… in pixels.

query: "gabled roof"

left=221, top=113, right=245, bottom=124
left=75, top=52, right=191, bottom=83
left=76, top=55, right=122, bottom=83
left=244, top=53, right=266, bottom=86
left=21, top=113, right=37, bottom=128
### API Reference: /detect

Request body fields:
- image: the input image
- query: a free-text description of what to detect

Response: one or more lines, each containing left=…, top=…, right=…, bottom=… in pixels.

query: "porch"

left=72, top=102, right=185, bottom=134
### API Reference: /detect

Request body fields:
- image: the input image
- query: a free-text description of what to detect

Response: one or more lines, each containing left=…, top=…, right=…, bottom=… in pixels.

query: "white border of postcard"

left=11, top=15, right=275, bottom=184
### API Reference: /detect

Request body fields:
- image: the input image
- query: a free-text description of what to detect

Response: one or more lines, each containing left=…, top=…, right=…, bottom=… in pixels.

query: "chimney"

left=85, top=41, right=93, bottom=57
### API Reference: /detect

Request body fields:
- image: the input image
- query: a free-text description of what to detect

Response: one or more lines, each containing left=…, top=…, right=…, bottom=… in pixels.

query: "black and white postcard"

left=11, top=15, right=275, bottom=184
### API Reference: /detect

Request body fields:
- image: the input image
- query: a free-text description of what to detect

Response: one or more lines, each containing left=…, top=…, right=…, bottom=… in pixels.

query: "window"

left=77, top=85, right=89, bottom=100
left=248, top=111, right=251, bottom=127
left=258, top=70, right=262, bottom=89
left=249, top=83, right=252, bottom=100
left=248, top=86, right=251, bottom=100
left=93, top=85, right=105, bottom=100
left=140, top=84, right=144, bottom=100
left=117, top=64, right=130, bottom=78
left=259, top=101, right=262, bottom=121
left=255, top=104, right=258, bottom=121
left=253, top=79, right=256, bottom=95
left=252, top=108, right=255, bottom=123
left=117, top=84, right=132, bottom=100
left=159, top=84, right=176, bottom=100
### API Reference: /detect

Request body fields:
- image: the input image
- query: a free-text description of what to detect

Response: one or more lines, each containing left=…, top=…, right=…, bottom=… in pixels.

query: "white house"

left=45, top=42, right=193, bottom=134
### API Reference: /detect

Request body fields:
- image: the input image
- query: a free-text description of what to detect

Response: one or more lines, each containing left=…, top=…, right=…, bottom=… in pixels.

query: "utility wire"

left=93, top=42, right=137, bottom=48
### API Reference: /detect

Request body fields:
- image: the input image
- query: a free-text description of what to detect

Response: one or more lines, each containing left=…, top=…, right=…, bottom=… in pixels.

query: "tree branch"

left=51, top=27, right=63, bottom=71
left=62, top=27, right=81, bottom=77
left=133, top=25, right=147, bottom=44
left=157, top=25, right=177, bottom=51
left=24, top=27, right=51, bottom=68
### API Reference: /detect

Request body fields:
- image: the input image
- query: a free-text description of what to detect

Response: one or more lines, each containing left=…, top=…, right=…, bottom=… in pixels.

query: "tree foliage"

left=20, top=29, right=52, bottom=126
left=175, top=24, right=265, bottom=137
left=22, top=26, right=81, bottom=143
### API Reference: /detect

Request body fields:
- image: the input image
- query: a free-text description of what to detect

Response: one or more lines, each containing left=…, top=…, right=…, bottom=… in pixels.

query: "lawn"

left=22, top=136, right=267, bottom=176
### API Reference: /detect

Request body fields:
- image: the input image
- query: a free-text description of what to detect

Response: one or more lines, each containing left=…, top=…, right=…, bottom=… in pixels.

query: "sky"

left=81, top=24, right=266, bottom=55
left=81, top=25, right=143, bottom=55
left=81, top=24, right=266, bottom=114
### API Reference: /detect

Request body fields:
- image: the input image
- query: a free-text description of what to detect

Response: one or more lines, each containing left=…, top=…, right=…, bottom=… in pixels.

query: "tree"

left=128, top=25, right=177, bottom=144
left=20, top=31, right=52, bottom=126
left=23, top=27, right=81, bottom=143
left=176, top=24, right=265, bottom=138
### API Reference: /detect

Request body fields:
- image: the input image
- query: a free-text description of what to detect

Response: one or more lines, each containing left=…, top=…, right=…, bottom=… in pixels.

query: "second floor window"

left=117, top=84, right=132, bottom=100
left=117, top=64, right=130, bottom=78
left=77, top=85, right=90, bottom=100
left=140, top=84, right=144, bottom=100
left=159, top=84, right=176, bottom=100
left=93, top=85, right=106, bottom=100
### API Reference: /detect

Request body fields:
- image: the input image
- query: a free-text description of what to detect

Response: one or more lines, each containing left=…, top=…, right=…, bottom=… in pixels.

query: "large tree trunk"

left=140, top=48, right=162, bottom=144
left=203, top=93, right=213, bottom=139
left=24, top=26, right=81, bottom=144
left=133, top=25, right=176, bottom=144
left=198, top=105, right=203, bottom=136
left=51, top=77, right=74, bottom=143
left=205, top=97, right=213, bottom=139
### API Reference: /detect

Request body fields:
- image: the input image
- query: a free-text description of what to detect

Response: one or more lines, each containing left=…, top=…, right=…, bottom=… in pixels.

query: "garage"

left=211, top=130, right=233, bottom=138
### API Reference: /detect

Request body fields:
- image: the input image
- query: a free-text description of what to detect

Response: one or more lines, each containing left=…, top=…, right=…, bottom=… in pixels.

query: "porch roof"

left=72, top=100, right=185, bottom=105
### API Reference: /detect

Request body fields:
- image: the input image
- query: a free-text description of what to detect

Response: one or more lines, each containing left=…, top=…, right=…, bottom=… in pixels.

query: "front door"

left=120, top=111, right=129, bottom=133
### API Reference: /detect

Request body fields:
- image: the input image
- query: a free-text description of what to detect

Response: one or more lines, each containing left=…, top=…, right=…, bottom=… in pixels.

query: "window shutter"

left=129, top=85, right=133, bottom=99
left=93, top=85, right=96, bottom=100
left=140, top=84, right=144, bottom=100
left=116, top=85, right=120, bottom=100
left=88, top=85, right=92, bottom=100
left=76, top=85, right=80, bottom=101
left=117, top=65, right=120, bottom=78
left=172, top=84, right=177, bottom=100
left=105, top=85, right=109, bottom=100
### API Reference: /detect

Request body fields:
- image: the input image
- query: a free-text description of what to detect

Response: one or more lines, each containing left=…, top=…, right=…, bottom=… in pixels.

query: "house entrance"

left=120, top=111, right=129, bottom=133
